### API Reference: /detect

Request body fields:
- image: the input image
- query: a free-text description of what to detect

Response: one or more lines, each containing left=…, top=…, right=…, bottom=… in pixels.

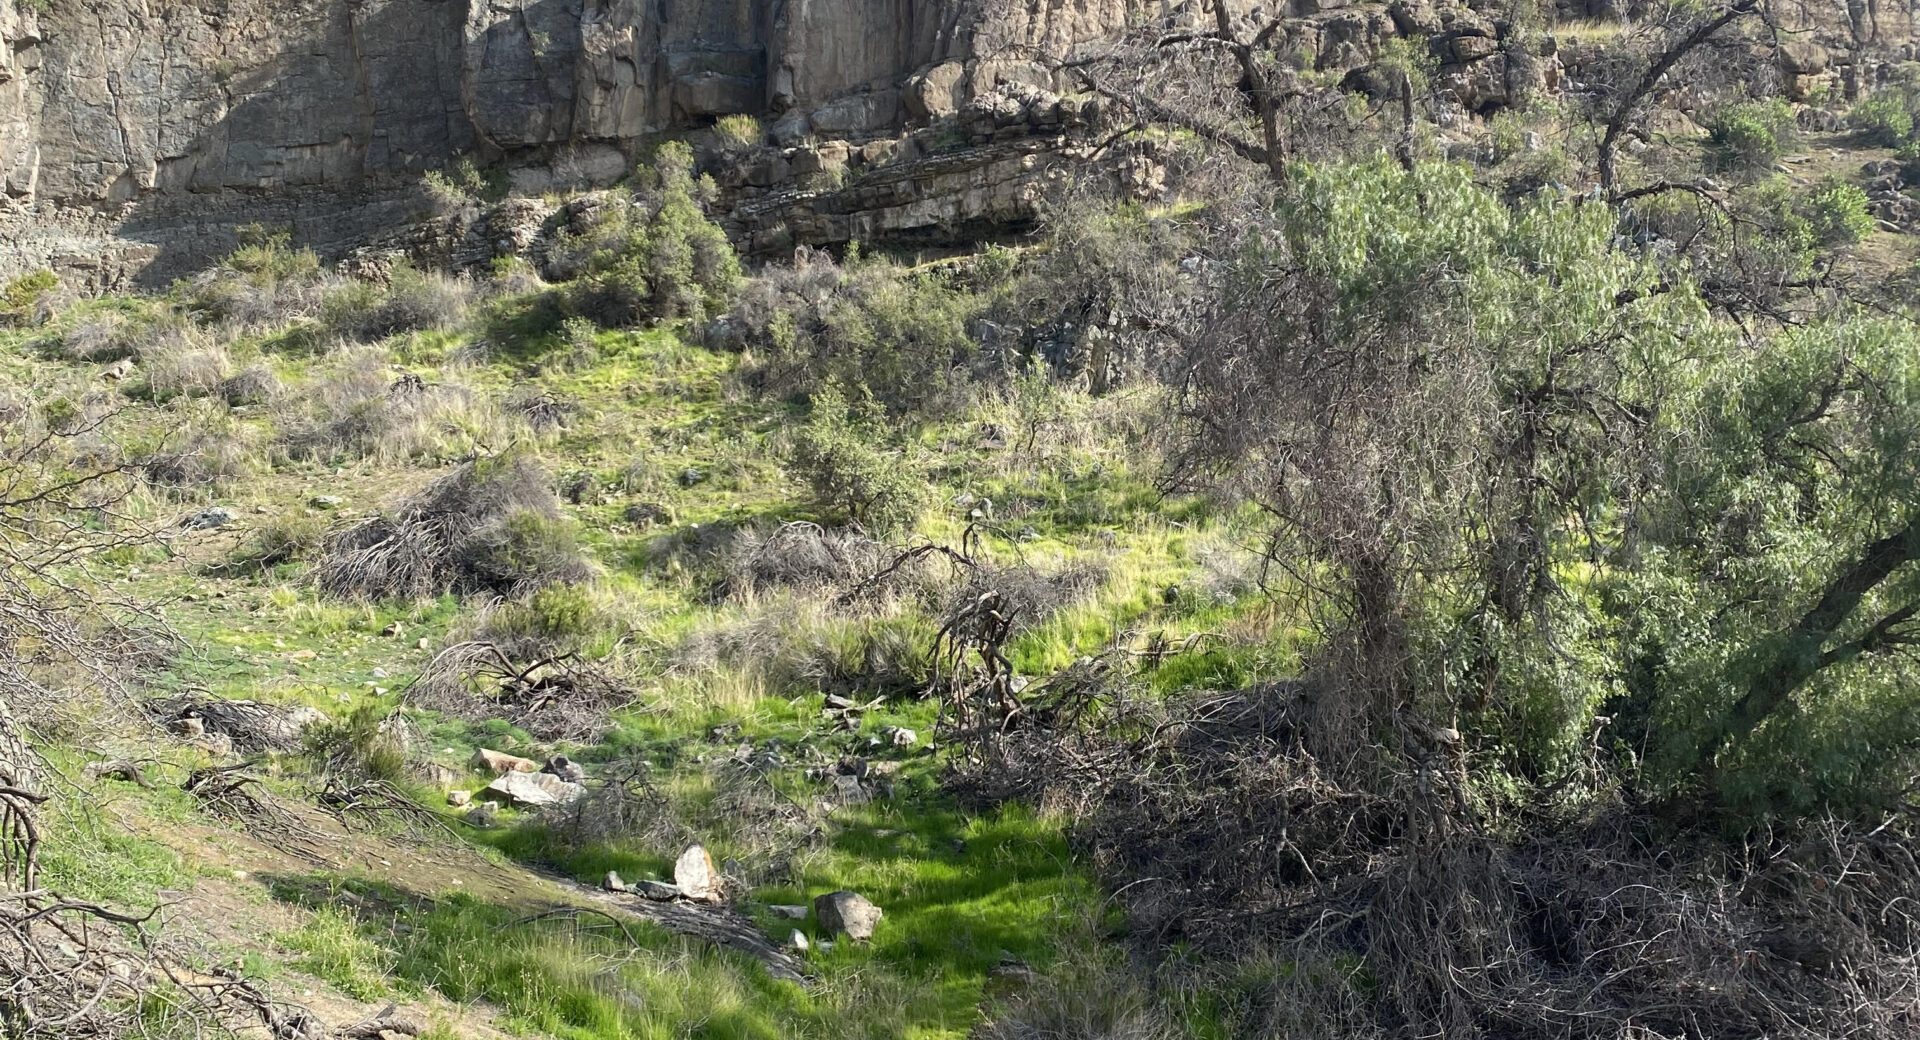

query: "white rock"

left=674, top=845, right=724, bottom=904
left=480, top=771, right=584, bottom=809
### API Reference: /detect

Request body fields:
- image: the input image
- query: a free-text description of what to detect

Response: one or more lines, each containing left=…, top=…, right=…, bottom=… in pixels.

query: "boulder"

left=472, top=748, right=539, bottom=774
left=603, top=871, right=630, bottom=893
left=674, top=845, right=725, bottom=904
left=446, top=789, right=472, bottom=807
left=813, top=890, right=882, bottom=940
left=905, top=61, right=968, bottom=120
left=480, top=770, right=584, bottom=809
left=635, top=879, right=682, bottom=901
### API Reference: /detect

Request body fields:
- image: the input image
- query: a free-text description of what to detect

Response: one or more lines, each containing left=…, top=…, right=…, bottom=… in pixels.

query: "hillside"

left=3, top=1, right=1920, bottom=1039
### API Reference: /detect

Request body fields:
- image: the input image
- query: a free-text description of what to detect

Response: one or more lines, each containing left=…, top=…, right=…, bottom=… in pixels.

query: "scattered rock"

left=635, top=879, right=682, bottom=901
left=416, top=637, right=431, bottom=650
left=180, top=507, right=237, bottom=531
left=542, top=755, right=586, bottom=783
left=883, top=726, right=917, bottom=747
left=678, top=467, right=706, bottom=487
left=480, top=770, right=585, bottom=809
left=675, top=845, right=725, bottom=904
left=380, top=621, right=405, bottom=637
left=766, top=904, right=809, bottom=920
left=309, top=495, right=344, bottom=509
left=789, top=929, right=810, bottom=952
left=831, top=773, right=869, bottom=805
left=472, top=747, right=539, bottom=774
left=446, top=789, right=472, bottom=807
left=604, top=871, right=630, bottom=893
left=466, top=802, right=498, bottom=826
left=813, top=890, right=882, bottom=940
left=371, top=667, right=389, bottom=679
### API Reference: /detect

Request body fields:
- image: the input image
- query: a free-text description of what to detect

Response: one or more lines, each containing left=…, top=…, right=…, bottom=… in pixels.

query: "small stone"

left=380, top=622, right=404, bottom=637
left=635, top=879, right=682, bottom=901
left=674, top=845, right=724, bottom=904
left=447, top=789, right=472, bottom=807
left=766, top=904, right=809, bottom=920
left=417, top=637, right=431, bottom=650
left=789, top=929, right=809, bottom=952
left=371, top=667, right=389, bottom=679
left=466, top=802, right=498, bottom=826
left=884, top=726, right=917, bottom=747
left=813, top=891, right=882, bottom=940
left=604, top=871, right=630, bottom=893
left=309, top=495, right=344, bottom=509
left=542, top=755, right=586, bottom=783
left=678, top=467, right=706, bottom=487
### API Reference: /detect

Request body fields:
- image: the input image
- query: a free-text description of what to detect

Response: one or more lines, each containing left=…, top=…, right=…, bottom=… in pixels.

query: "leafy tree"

left=1170, top=159, right=1700, bottom=779
left=1626, top=319, right=1920, bottom=816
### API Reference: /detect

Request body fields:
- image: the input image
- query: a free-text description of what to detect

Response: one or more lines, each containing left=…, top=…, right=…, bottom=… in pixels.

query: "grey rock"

left=542, top=755, right=586, bottom=783
left=309, top=495, right=343, bottom=509
left=766, top=904, right=809, bottom=920
left=813, top=890, right=882, bottom=940
left=635, top=879, right=682, bottom=901
left=180, top=507, right=237, bottom=530
left=603, top=871, right=630, bottom=893
left=480, top=771, right=585, bottom=809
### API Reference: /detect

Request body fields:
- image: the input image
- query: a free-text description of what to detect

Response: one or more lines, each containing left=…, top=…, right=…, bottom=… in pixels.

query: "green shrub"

left=1, top=269, right=57, bottom=323
left=1850, top=89, right=1915, bottom=147
left=1707, top=98, right=1794, bottom=174
left=424, top=154, right=508, bottom=208
left=713, top=114, right=762, bottom=151
left=549, top=142, right=741, bottom=327
left=788, top=384, right=922, bottom=532
left=731, top=252, right=982, bottom=415
left=1801, top=178, right=1874, bottom=245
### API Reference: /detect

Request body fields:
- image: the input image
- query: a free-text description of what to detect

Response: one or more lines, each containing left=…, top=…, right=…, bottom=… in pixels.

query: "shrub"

left=230, top=512, right=328, bottom=571
left=219, top=363, right=281, bottom=406
left=423, top=154, right=508, bottom=209
left=547, top=142, right=741, bottom=327
left=713, top=114, right=763, bottom=151
left=1, top=270, right=57, bottom=325
left=729, top=251, right=982, bottom=414
left=788, top=385, right=922, bottom=532
left=320, top=266, right=473, bottom=343
left=141, top=334, right=232, bottom=401
left=312, top=452, right=591, bottom=600
left=1708, top=98, right=1794, bottom=174
left=187, top=226, right=326, bottom=327
left=1850, top=89, right=1915, bottom=147
left=1801, top=178, right=1875, bottom=245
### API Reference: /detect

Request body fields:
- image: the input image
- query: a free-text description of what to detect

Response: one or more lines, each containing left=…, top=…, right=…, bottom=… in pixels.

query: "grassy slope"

left=0, top=288, right=1282, bottom=1039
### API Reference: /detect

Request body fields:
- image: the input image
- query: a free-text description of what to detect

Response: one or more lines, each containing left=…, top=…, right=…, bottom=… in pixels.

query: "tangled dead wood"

left=404, top=640, right=636, bottom=743
left=957, top=680, right=1920, bottom=1039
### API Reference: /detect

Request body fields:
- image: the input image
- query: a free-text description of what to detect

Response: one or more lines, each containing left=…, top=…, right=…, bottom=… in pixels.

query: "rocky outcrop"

left=0, top=0, right=1911, bottom=284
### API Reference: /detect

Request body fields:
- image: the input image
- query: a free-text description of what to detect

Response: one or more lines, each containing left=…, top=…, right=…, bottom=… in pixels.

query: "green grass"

left=4, top=267, right=1305, bottom=1037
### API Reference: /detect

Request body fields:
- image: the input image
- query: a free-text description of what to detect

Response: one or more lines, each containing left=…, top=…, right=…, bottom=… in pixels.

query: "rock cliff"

left=0, top=0, right=1908, bottom=285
